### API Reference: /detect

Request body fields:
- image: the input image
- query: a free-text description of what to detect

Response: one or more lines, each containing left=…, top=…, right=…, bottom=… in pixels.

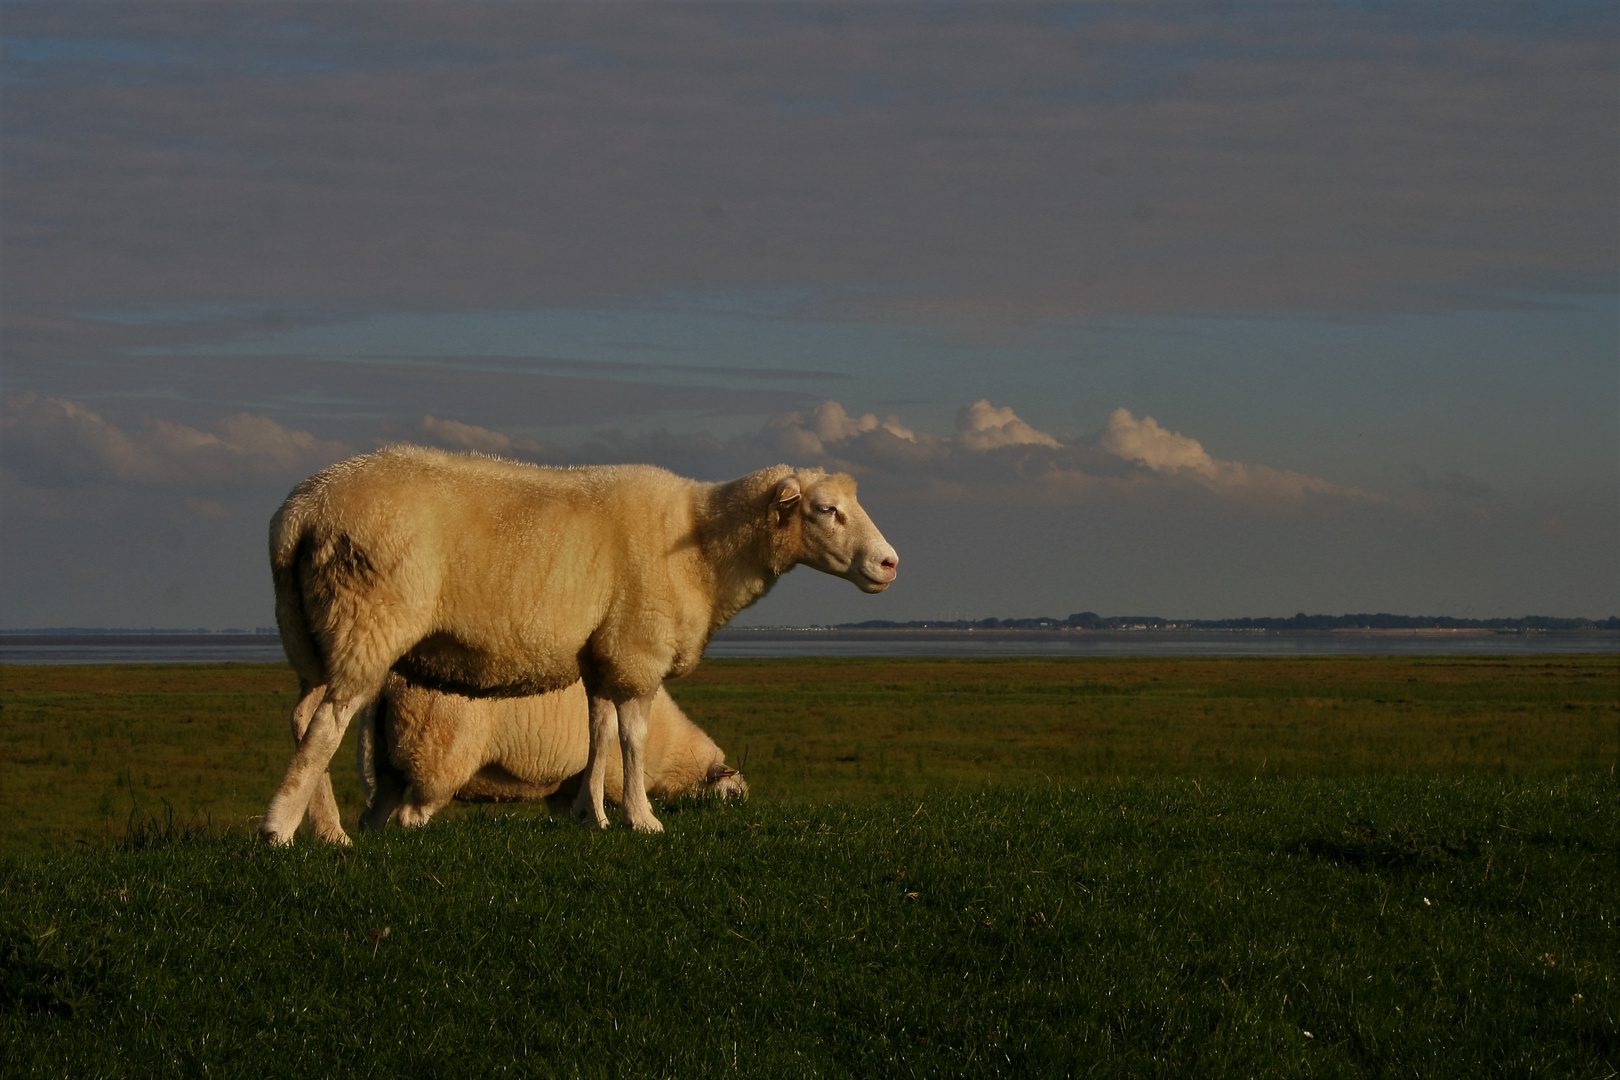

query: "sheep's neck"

left=703, top=530, right=786, bottom=631
left=694, top=477, right=794, bottom=632
left=709, top=566, right=779, bottom=631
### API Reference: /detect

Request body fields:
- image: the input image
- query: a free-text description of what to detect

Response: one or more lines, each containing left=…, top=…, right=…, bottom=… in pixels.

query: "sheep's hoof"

left=629, top=815, right=665, bottom=835
left=316, top=827, right=354, bottom=846
left=572, top=804, right=609, bottom=829
left=259, top=825, right=295, bottom=847
left=358, top=808, right=393, bottom=832
left=397, top=805, right=433, bottom=829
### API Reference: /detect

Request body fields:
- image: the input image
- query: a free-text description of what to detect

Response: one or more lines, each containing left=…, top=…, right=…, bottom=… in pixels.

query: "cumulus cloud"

left=1099, top=408, right=1215, bottom=476
left=420, top=414, right=506, bottom=454
left=744, top=399, right=1373, bottom=505
left=765, top=401, right=921, bottom=459
left=1096, top=407, right=1376, bottom=501
left=956, top=399, right=1062, bottom=451
left=417, top=414, right=544, bottom=456
left=1, top=390, right=1374, bottom=511
left=1, top=393, right=351, bottom=487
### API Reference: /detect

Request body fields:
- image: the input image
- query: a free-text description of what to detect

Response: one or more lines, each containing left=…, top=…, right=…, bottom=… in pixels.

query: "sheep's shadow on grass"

left=1297, top=817, right=1477, bottom=871
left=424, top=791, right=742, bottom=834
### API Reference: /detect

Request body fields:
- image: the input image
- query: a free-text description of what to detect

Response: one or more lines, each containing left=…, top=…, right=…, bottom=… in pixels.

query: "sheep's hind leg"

left=262, top=694, right=365, bottom=846
left=288, top=683, right=352, bottom=846
left=616, top=691, right=664, bottom=834
left=572, top=695, right=616, bottom=829
left=307, top=776, right=349, bottom=844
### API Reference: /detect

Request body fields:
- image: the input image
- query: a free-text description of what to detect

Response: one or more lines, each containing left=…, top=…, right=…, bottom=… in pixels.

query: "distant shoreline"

left=4, top=627, right=1615, bottom=664
left=6, top=627, right=1619, bottom=642
left=3, top=626, right=1617, bottom=642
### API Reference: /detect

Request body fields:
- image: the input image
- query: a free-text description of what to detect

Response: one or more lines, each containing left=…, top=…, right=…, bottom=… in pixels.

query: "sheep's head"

left=702, top=761, right=749, bottom=801
left=774, top=470, right=898, bottom=593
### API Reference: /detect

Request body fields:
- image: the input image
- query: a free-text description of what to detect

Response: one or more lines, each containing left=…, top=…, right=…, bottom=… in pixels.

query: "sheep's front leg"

left=395, top=794, right=448, bottom=829
left=616, top=691, right=664, bottom=834
left=572, top=694, right=616, bottom=829
left=357, top=703, right=410, bottom=832
left=395, top=763, right=460, bottom=830
left=262, top=694, right=365, bottom=846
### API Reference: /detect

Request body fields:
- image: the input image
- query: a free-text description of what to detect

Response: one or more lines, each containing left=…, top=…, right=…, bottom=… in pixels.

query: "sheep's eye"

left=814, top=504, right=837, bottom=515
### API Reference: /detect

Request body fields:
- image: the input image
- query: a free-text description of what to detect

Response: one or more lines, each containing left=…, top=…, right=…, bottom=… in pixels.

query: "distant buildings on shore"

left=824, top=613, right=1620, bottom=633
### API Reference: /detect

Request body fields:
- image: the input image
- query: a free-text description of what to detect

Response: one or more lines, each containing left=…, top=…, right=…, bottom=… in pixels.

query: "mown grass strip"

left=2, top=779, right=1615, bottom=1078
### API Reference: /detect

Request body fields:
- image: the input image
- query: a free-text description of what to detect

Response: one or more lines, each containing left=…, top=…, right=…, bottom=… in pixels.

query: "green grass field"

left=2, top=656, right=1616, bottom=1076
left=2, top=655, right=1615, bottom=852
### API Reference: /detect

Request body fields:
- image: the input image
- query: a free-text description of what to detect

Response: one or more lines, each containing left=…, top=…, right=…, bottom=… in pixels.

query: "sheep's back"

left=291, top=447, right=709, bottom=697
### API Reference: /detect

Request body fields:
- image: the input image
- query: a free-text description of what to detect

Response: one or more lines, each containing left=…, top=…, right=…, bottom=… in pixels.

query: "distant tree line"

left=835, top=613, right=1620, bottom=631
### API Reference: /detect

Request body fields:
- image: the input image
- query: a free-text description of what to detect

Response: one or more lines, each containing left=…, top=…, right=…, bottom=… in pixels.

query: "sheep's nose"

left=879, top=552, right=898, bottom=579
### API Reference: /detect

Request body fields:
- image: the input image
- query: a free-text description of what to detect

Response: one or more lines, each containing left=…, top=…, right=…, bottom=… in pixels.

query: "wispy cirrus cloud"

left=4, top=5, right=1612, bottom=323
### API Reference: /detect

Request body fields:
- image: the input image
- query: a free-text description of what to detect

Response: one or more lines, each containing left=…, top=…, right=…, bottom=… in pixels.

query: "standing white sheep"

left=264, top=446, right=896, bottom=844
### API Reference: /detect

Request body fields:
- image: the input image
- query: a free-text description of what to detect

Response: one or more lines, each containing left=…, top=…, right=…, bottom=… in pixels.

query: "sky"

left=2, top=1, right=1615, bottom=630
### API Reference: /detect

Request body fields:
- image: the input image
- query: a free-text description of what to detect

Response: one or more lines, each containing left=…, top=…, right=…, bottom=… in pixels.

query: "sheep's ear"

left=773, top=478, right=801, bottom=526
left=706, top=762, right=739, bottom=782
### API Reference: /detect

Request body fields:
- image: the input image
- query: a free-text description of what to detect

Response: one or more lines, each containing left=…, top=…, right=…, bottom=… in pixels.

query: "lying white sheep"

left=339, top=674, right=746, bottom=832
left=264, top=447, right=896, bottom=844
